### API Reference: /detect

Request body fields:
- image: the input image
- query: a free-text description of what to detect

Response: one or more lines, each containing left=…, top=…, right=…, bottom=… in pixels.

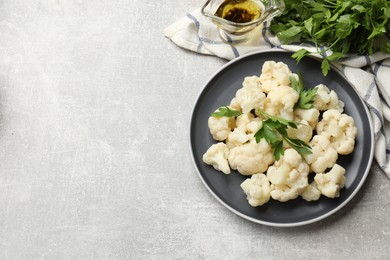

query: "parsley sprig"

left=254, top=110, right=312, bottom=160
left=210, top=106, right=313, bottom=160
left=211, top=106, right=242, bottom=117
left=290, top=74, right=317, bottom=109
left=270, top=0, right=390, bottom=76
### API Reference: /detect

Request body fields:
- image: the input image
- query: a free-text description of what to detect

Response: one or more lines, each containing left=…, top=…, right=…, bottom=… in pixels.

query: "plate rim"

left=189, top=49, right=375, bottom=227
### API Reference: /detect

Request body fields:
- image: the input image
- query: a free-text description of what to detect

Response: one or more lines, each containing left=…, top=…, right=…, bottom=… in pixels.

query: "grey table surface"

left=0, top=0, right=390, bottom=259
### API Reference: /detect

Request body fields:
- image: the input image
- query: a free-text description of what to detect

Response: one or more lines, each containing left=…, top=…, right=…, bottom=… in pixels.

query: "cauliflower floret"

left=286, top=120, right=313, bottom=144
left=313, top=84, right=344, bottom=112
left=305, top=135, right=338, bottom=173
left=267, top=149, right=310, bottom=202
left=226, top=127, right=250, bottom=149
left=259, top=61, right=292, bottom=93
left=246, top=118, right=262, bottom=134
left=202, top=142, right=231, bottom=174
left=314, top=164, right=346, bottom=198
left=263, top=85, right=299, bottom=120
left=228, top=138, right=274, bottom=175
left=229, top=97, right=242, bottom=112
left=243, top=75, right=262, bottom=89
left=234, top=76, right=266, bottom=114
left=300, top=181, right=321, bottom=201
left=226, top=113, right=262, bottom=149
left=269, top=184, right=302, bottom=202
left=208, top=113, right=236, bottom=141
left=235, top=113, right=262, bottom=134
left=294, top=108, right=320, bottom=129
left=240, top=173, right=271, bottom=206
left=316, top=109, right=358, bottom=155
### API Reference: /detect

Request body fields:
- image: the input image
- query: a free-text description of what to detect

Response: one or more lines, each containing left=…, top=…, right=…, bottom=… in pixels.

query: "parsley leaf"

left=289, top=74, right=317, bottom=109
left=291, top=49, right=310, bottom=63
left=321, top=58, right=330, bottom=76
left=276, top=26, right=303, bottom=44
left=255, top=110, right=312, bottom=160
left=257, top=110, right=297, bottom=128
left=298, top=88, right=317, bottom=109
left=211, top=106, right=242, bottom=117
left=255, top=119, right=280, bottom=144
left=290, top=74, right=304, bottom=93
left=272, top=141, right=284, bottom=161
left=283, top=136, right=312, bottom=156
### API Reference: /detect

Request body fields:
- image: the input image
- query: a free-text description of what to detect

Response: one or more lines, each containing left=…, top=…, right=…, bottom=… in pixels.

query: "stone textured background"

left=0, top=0, right=389, bottom=259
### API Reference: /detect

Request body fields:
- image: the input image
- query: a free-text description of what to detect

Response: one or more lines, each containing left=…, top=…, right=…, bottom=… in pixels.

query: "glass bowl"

left=201, top=0, right=285, bottom=43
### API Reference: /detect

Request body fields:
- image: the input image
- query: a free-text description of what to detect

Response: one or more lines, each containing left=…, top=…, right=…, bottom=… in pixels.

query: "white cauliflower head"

left=263, top=85, right=299, bottom=120
left=228, top=138, right=274, bottom=175
left=202, top=142, right=231, bottom=174
left=234, top=76, right=266, bottom=114
left=305, top=134, right=338, bottom=174
left=267, top=148, right=310, bottom=202
left=300, top=181, right=321, bottom=201
left=314, top=164, right=346, bottom=198
left=208, top=113, right=236, bottom=141
left=294, top=108, right=320, bottom=129
left=316, top=109, right=358, bottom=155
left=240, top=173, right=271, bottom=207
left=313, top=84, right=344, bottom=112
left=259, top=61, right=292, bottom=93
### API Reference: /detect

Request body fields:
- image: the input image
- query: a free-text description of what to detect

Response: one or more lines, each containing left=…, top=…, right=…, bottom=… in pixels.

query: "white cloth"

left=164, top=8, right=390, bottom=177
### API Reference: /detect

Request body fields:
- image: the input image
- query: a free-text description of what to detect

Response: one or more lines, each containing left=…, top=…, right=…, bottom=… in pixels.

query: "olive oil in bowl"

left=214, top=0, right=262, bottom=23
left=201, top=0, right=285, bottom=43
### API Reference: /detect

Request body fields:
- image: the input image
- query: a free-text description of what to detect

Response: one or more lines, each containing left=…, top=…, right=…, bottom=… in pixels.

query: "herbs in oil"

left=214, top=0, right=262, bottom=23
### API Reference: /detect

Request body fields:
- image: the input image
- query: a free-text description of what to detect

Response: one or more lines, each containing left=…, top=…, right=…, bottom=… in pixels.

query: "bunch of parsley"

left=270, top=0, right=390, bottom=75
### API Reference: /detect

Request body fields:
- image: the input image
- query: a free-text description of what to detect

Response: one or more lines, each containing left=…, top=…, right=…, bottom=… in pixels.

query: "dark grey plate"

left=190, top=50, right=374, bottom=227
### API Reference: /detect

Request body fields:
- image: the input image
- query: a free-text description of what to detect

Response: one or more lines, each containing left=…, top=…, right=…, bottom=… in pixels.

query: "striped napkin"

left=164, top=8, right=390, bottom=178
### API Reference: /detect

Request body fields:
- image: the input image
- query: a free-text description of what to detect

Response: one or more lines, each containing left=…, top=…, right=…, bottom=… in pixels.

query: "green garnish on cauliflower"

left=202, top=61, right=357, bottom=207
